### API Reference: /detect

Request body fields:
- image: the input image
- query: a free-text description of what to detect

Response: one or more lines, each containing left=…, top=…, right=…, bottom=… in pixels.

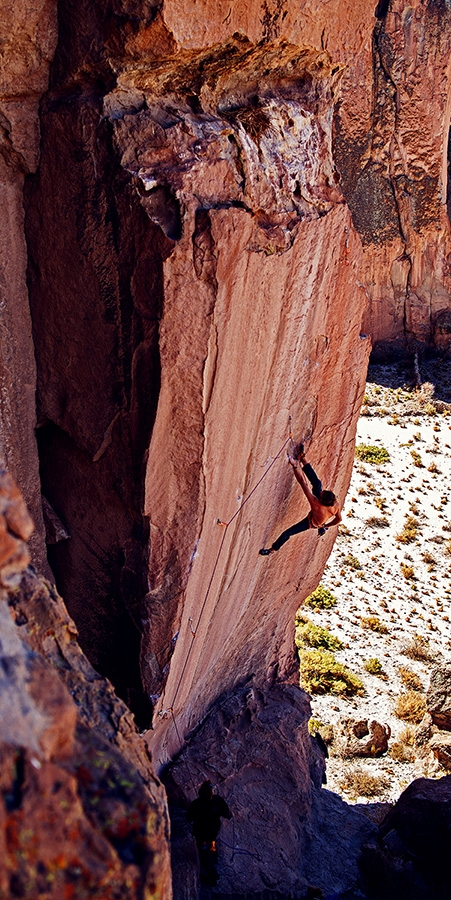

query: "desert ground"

left=299, top=356, right=451, bottom=806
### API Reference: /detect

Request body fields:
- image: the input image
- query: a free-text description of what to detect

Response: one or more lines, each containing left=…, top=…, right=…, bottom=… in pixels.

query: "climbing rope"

left=159, top=418, right=293, bottom=723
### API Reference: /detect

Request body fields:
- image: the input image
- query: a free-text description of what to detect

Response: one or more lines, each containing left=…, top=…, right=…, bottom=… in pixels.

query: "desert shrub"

left=422, top=401, right=437, bottom=416
left=298, top=649, right=364, bottom=696
left=402, top=633, right=434, bottom=662
left=428, top=461, right=440, bottom=474
left=318, top=723, right=335, bottom=745
left=422, top=551, right=436, bottom=566
left=390, top=742, right=414, bottom=762
left=399, top=726, right=416, bottom=746
left=400, top=563, right=415, bottom=580
left=398, top=666, right=423, bottom=691
left=360, top=616, right=388, bottom=634
left=355, top=444, right=390, bottom=465
left=295, top=618, right=343, bottom=652
left=366, top=515, right=389, bottom=528
left=410, top=449, right=423, bottom=467
left=339, top=767, right=390, bottom=798
left=396, top=516, right=420, bottom=544
left=364, top=657, right=385, bottom=676
left=374, top=496, right=386, bottom=510
left=393, top=691, right=427, bottom=724
left=308, top=719, right=334, bottom=745
left=308, top=718, right=322, bottom=735
left=305, top=584, right=337, bottom=609
left=342, top=554, right=362, bottom=570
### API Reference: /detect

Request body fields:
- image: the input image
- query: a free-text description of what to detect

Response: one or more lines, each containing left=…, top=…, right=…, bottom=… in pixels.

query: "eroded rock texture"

left=0, top=0, right=57, bottom=570
left=335, top=0, right=451, bottom=355
left=165, top=683, right=376, bottom=898
left=0, top=0, right=450, bottom=898
left=0, top=470, right=172, bottom=899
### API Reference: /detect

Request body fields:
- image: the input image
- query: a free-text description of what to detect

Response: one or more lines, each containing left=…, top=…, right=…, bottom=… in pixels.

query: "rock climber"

left=259, top=444, right=342, bottom=555
left=187, top=780, right=233, bottom=885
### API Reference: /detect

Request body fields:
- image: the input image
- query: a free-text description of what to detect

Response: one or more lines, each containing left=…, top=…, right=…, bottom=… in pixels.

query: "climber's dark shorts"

left=271, top=463, right=323, bottom=552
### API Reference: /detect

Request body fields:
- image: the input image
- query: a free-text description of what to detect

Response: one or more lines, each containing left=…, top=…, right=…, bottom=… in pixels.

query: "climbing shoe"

left=259, top=548, right=272, bottom=556
left=318, top=526, right=326, bottom=536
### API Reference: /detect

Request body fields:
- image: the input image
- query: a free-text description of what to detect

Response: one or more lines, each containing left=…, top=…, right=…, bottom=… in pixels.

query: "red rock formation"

left=0, top=0, right=57, bottom=571
left=0, top=470, right=172, bottom=898
left=335, top=0, right=451, bottom=354
left=2, top=1, right=451, bottom=897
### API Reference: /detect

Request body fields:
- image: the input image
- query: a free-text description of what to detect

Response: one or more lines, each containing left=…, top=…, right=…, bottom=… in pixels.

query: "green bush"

left=364, top=657, right=384, bottom=675
left=355, top=444, right=390, bottom=465
left=304, top=584, right=337, bottom=609
left=299, top=649, right=364, bottom=696
left=360, top=616, right=388, bottom=634
left=342, top=554, right=362, bottom=570
left=295, top=618, right=343, bottom=652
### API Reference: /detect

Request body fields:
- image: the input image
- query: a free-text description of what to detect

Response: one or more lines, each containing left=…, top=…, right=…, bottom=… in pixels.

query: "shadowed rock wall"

left=0, top=0, right=58, bottom=570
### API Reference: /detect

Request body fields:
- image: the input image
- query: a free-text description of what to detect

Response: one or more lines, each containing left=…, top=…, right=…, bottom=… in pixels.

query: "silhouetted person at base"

left=187, top=781, right=233, bottom=886
left=260, top=443, right=342, bottom=555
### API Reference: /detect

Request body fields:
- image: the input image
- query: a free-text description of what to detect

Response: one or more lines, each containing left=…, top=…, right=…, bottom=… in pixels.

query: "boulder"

left=361, top=776, right=451, bottom=900
left=427, top=663, right=451, bottom=731
left=335, top=718, right=391, bottom=758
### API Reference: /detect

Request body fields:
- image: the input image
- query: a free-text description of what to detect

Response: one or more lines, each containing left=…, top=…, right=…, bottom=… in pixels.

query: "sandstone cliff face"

left=335, top=0, right=451, bottom=355
left=2, top=1, right=451, bottom=898
left=0, top=470, right=172, bottom=899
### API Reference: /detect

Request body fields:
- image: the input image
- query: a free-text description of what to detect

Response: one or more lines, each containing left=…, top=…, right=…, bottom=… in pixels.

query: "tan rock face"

left=108, top=31, right=370, bottom=765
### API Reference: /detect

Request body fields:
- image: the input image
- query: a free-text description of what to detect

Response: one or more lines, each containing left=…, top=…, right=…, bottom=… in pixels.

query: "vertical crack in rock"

left=24, top=89, right=171, bottom=727
left=335, top=0, right=451, bottom=354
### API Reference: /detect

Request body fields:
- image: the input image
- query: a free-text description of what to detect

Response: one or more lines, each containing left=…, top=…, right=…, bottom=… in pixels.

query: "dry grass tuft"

left=422, top=551, right=436, bottom=566
left=393, top=691, right=427, bottom=724
left=398, top=666, right=423, bottom=691
left=342, top=554, right=362, bottom=570
left=402, top=633, right=434, bottom=662
left=396, top=516, right=420, bottom=544
left=410, top=449, right=423, bottom=467
left=399, top=726, right=416, bottom=746
left=400, top=562, right=415, bottom=580
left=339, top=767, right=390, bottom=798
left=390, top=742, right=415, bottom=762
left=366, top=515, right=390, bottom=528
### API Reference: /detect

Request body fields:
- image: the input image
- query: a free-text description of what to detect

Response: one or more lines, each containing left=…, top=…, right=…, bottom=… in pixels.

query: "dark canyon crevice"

left=24, top=85, right=173, bottom=725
